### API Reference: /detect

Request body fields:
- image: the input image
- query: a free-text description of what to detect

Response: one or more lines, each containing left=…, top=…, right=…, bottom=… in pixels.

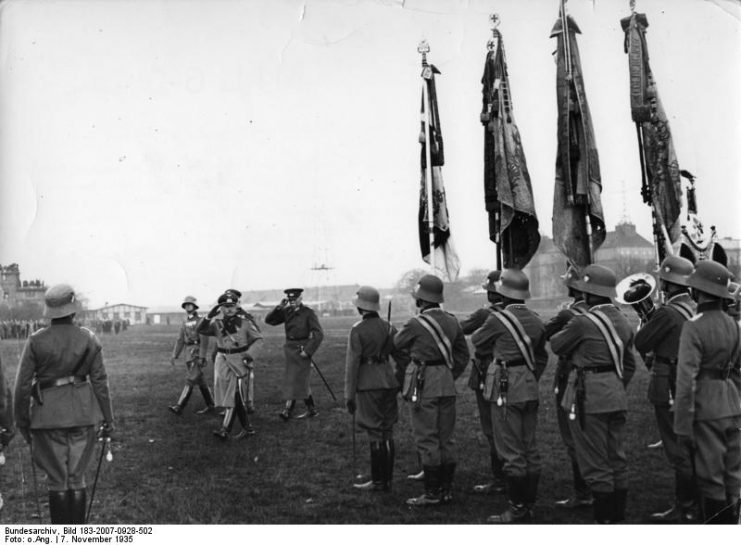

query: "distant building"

left=524, top=221, right=655, bottom=300
left=719, top=236, right=741, bottom=278
left=0, top=263, right=47, bottom=307
left=87, top=303, right=148, bottom=325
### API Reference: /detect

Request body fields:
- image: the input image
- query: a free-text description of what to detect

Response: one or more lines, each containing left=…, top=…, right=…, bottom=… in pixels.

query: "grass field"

left=0, top=312, right=675, bottom=524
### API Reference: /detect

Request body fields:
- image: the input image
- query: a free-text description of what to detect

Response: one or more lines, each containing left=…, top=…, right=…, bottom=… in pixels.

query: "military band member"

left=265, top=288, right=324, bottom=420
left=459, top=270, right=506, bottom=495
left=198, top=291, right=263, bottom=439
left=393, top=274, right=469, bottom=506
left=544, top=266, right=592, bottom=509
left=633, top=256, right=698, bottom=522
left=344, top=286, right=410, bottom=492
left=168, top=296, right=216, bottom=416
left=471, top=269, right=547, bottom=523
left=14, top=284, right=114, bottom=524
left=550, top=265, right=637, bottom=524
left=674, top=260, right=741, bottom=524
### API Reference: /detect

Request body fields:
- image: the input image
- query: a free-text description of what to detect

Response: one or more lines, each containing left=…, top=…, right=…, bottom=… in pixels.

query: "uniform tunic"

left=471, top=304, right=547, bottom=477
left=265, top=304, right=324, bottom=399
left=198, top=311, right=263, bottom=407
left=0, top=356, right=13, bottom=444
left=673, top=301, right=741, bottom=500
left=550, top=304, right=636, bottom=493
left=344, top=313, right=410, bottom=441
left=634, top=292, right=695, bottom=479
left=14, top=323, right=113, bottom=491
left=544, top=300, right=588, bottom=478
left=172, top=312, right=209, bottom=387
left=393, top=307, right=469, bottom=467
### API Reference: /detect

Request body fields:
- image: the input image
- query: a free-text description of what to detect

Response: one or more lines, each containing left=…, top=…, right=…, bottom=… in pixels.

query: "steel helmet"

left=353, top=285, right=381, bottom=312
left=687, top=260, right=731, bottom=299
left=658, top=255, right=694, bottom=287
left=412, top=274, right=444, bottom=304
left=494, top=269, right=531, bottom=300
left=579, top=264, right=617, bottom=298
left=181, top=295, right=199, bottom=310
left=562, top=265, right=582, bottom=290
left=481, top=270, right=502, bottom=292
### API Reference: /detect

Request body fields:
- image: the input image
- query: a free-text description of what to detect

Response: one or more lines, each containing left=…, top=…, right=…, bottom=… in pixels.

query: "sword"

left=304, top=352, right=337, bottom=402
left=86, top=426, right=113, bottom=523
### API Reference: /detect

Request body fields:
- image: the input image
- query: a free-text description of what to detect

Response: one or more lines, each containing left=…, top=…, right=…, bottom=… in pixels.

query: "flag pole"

left=418, top=40, right=436, bottom=276
left=487, top=14, right=503, bottom=270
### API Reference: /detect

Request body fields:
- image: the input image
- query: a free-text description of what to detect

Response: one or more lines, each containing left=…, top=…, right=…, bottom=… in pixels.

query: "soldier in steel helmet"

left=265, top=288, right=324, bottom=420
left=724, top=282, right=740, bottom=321
left=459, top=270, right=506, bottom=496
left=674, top=260, right=741, bottom=524
left=168, top=296, right=216, bottom=416
left=471, top=268, right=547, bottom=523
left=393, top=274, right=470, bottom=507
left=550, top=264, right=637, bottom=524
left=14, top=284, right=114, bottom=523
left=633, top=256, right=698, bottom=522
left=545, top=265, right=592, bottom=510
left=198, top=291, right=263, bottom=440
left=344, top=286, right=410, bottom=492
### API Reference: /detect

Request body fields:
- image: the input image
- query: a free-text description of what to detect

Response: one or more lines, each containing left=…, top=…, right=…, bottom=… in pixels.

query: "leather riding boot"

left=233, top=398, right=255, bottom=439
left=440, top=462, right=456, bottom=504
left=487, top=475, right=532, bottom=523
left=48, top=491, right=69, bottom=524
left=592, top=491, right=613, bottom=524
left=212, top=408, right=235, bottom=439
left=525, top=471, right=540, bottom=512
left=354, top=442, right=386, bottom=491
left=384, top=439, right=395, bottom=490
left=612, top=488, right=627, bottom=523
left=195, top=385, right=215, bottom=414
left=169, top=385, right=193, bottom=415
left=702, top=497, right=729, bottom=524
left=279, top=400, right=295, bottom=421
left=67, top=489, right=87, bottom=524
left=406, top=466, right=442, bottom=506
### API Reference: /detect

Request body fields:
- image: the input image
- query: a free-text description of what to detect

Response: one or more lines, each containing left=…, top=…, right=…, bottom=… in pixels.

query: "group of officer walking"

left=0, top=253, right=739, bottom=525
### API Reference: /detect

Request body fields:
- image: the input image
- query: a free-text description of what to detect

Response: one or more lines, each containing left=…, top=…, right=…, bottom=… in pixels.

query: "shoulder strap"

left=666, top=300, right=694, bottom=322
left=415, top=314, right=454, bottom=369
left=488, top=309, right=535, bottom=372
left=583, top=310, right=625, bottom=379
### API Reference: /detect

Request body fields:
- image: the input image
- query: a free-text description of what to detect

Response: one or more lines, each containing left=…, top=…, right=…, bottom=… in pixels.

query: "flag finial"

left=487, top=13, right=500, bottom=51
left=418, top=40, right=432, bottom=79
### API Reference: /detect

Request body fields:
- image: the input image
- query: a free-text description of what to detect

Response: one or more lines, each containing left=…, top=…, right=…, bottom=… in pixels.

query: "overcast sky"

left=0, top=0, right=739, bottom=309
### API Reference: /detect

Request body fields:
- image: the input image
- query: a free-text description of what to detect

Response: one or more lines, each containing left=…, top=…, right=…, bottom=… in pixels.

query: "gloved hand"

left=346, top=399, right=356, bottom=415
left=207, top=305, right=221, bottom=319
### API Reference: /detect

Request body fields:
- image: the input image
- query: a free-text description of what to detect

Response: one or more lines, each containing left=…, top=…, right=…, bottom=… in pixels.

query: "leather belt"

left=361, top=356, right=388, bottom=365
left=578, top=365, right=615, bottom=374
left=287, top=337, right=309, bottom=342
left=697, top=368, right=739, bottom=381
left=217, top=346, right=249, bottom=354
left=414, top=359, right=446, bottom=367
left=653, top=356, right=677, bottom=365
left=40, top=376, right=88, bottom=390
left=495, top=359, right=526, bottom=367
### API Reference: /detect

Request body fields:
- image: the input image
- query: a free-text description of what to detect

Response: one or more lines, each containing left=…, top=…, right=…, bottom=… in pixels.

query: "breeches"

left=570, top=411, right=628, bottom=494
left=356, top=389, right=398, bottom=442
left=410, top=396, right=456, bottom=467
left=31, top=427, right=97, bottom=491
left=491, top=400, right=541, bottom=477
left=556, top=400, right=577, bottom=462
left=693, top=416, right=741, bottom=500
left=654, top=404, right=692, bottom=477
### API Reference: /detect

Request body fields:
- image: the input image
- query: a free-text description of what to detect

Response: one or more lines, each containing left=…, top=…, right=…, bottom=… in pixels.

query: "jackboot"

left=169, top=385, right=193, bottom=415
left=406, top=466, right=442, bottom=506
left=702, top=497, right=729, bottom=524
left=195, top=385, right=216, bottom=414
left=487, top=475, right=532, bottom=523
left=611, top=488, right=627, bottom=523
left=48, top=491, right=69, bottom=524
left=212, top=407, right=235, bottom=440
left=67, top=489, right=87, bottom=524
left=279, top=400, right=295, bottom=421
left=592, top=491, right=613, bottom=524
left=555, top=461, right=593, bottom=508
left=525, top=471, right=540, bottom=514
left=295, top=395, right=318, bottom=419
left=473, top=451, right=506, bottom=495
left=440, top=462, right=456, bottom=504
left=354, top=442, right=386, bottom=491
left=650, top=472, right=698, bottom=523
left=233, top=400, right=255, bottom=439
left=382, top=439, right=395, bottom=491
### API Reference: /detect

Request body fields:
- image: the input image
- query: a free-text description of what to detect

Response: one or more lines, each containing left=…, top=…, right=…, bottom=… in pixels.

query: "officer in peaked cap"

left=345, top=286, right=410, bottom=492
left=550, top=264, right=637, bottom=524
left=14, top=284, right=114, bottom=523
left=459, top=271, right=506, bottom=496
left=472, top=269, right=548, bottom=523
left=674, top=260, right=741, bottom=523
left=168, top=296, right=215, bottom=416
left=634, top=255, right=699, bottom=523
left=198, top=291, right=263, bottom=440
left=265, top=287, right=324, bottom=420
left=545, top=265, right=592, bottom=511
left=393, top=274, right=469, bottom=507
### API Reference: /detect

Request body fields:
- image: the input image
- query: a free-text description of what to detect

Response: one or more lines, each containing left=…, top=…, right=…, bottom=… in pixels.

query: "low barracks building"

left=87, top=303, right=148, bottom=325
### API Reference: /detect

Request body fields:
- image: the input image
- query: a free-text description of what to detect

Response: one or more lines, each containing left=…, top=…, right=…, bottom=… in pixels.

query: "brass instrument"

left=616, top=272, right=657, bottom=323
